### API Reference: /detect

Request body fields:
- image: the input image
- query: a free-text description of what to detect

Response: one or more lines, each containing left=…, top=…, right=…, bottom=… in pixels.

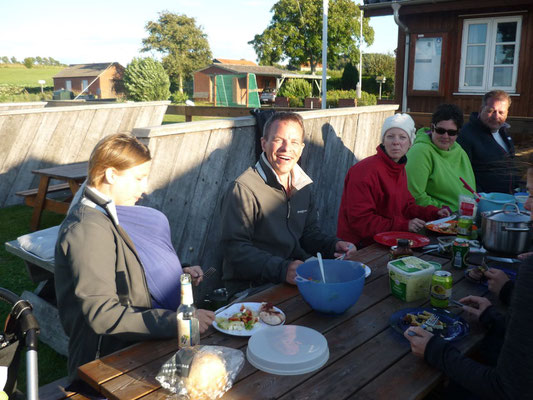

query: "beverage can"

left=452, top=239, right=469, bottom=269
left=456, top=215, right=473, bottom=239
left=430, top=270, right=452, bottom=308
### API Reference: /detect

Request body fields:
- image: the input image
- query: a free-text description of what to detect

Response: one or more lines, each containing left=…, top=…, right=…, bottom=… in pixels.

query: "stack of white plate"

left=246, top=325, right=329, bottom=375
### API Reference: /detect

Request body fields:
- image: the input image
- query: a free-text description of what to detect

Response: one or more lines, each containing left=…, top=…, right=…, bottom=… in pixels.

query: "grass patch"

left=0, top=205, right=67, bottom=392
left=0, top=65, right=63, bottom=87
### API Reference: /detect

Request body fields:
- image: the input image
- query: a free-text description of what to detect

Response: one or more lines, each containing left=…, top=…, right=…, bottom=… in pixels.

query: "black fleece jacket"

left=424, top=256, right=533, bottom=400
left=458, top=113, right=519, bottom=193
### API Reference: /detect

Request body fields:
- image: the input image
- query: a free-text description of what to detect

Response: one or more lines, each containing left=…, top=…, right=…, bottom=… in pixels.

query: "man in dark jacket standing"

left=220, top=112, right=357, bottom=295
left=458, top=90, right=519, bottom=193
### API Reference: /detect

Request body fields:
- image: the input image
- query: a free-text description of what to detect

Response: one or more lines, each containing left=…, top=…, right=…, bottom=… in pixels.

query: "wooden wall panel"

left=392, top=3, right=533, bottom=117
left=0, top=101, right=169, bottom=207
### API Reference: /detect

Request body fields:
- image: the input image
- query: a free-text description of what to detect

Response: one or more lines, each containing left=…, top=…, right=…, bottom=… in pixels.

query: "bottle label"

left=178, top=317, right=192, bottom=347
left=177, top=312, right=200, bottom=348
left=180, top=282, right=194, bottom=305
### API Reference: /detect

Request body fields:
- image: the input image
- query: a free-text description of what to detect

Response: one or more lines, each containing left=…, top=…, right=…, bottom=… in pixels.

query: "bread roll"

left=184, top=351, right=227, bottom=400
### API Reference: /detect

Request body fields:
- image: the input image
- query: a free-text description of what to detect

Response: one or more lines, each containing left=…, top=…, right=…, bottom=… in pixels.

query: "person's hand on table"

left=183, top=266, right=204, bottom=286
left=196, top=309, right=215, bottom=333
left=334, top=241, right=357, bottom=260
left=437, top=208, right=450, bottom=218
left=459, top=295, right=492, bottom=320
left=286, top=260, right=304, bottom=285
left=404, top=326, right=433, bottom=358
left=484, top=268, right=510, bottom=295
left=518, top=251, right=533, bottom=260
left=408, top=218, right=425, bottom=232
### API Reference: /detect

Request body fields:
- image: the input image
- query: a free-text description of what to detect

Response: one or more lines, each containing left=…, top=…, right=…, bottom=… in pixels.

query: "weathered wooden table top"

left=31, top=161, right=88, bottom=181
left=78, top=243, right=489, bottom=400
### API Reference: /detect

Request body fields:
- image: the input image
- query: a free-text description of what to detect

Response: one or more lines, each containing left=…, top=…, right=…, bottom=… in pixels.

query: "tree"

left=249, top=0, right=373, bottom=74
left=23, top=57, right=35, bottom=68
left=10, top=56, right=18, bottom=64
left=142, top=11, right=212, bottom=93
left=1, top=56, right=9, bottom=64
left=123, top=57, right=171, bottom=101
left=363, top=52, right=395, bottom=79
left=341, top=62, right=358, bottom=90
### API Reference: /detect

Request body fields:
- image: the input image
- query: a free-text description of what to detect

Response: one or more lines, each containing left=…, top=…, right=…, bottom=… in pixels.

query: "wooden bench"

left=5, top=237, right=69, bottom=356
left=38, top=376, right=89, bottom=400
left=16, top=183, right=72, bottom=207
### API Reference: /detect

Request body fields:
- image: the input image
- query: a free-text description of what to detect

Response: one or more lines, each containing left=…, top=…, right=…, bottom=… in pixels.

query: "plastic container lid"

left=246, top=325, right=329, bottom=375
left=387, top=256, right=435, bottom=275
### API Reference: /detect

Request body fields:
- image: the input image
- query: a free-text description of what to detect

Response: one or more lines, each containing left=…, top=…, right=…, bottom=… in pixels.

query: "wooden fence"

left=133, top=104, right=398, bottom=295
left=0, top=101, right=170, bottom=207
left=0, top=102, right=47, bottom=111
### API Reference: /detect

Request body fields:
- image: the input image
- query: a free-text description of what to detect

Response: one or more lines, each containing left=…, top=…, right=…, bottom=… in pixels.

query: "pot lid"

left=484, top=203, right=531, bottom=223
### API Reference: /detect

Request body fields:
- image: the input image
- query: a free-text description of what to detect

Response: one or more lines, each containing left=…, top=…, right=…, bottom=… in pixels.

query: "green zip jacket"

left=406, top=128, right=476, bottom=211
left=221, top=154, right=338, bottom=295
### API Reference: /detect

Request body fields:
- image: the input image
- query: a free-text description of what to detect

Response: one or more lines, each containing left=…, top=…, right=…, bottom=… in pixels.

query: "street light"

left=38, top=80, right=45, bottom=94
left=375, top=75, right=386, bottom=100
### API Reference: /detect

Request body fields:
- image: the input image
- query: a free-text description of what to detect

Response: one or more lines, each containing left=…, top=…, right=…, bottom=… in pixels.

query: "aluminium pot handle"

left=502, top=203, right=520, bottom=214
left=502, top=226, right=530, bottom=232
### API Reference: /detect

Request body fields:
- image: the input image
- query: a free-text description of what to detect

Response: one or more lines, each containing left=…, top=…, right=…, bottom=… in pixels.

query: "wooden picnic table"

left=20, top=161, right=88, bottom=231
left=77, top=243, right=492, bottom=400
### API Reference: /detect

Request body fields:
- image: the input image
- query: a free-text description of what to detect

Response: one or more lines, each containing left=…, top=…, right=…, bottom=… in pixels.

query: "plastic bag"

left=156, top=345, right=244, bottom=400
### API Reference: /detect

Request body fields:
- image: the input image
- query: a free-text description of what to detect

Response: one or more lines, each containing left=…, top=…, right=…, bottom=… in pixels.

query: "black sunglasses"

left=432, top=124, right=459, bottom=137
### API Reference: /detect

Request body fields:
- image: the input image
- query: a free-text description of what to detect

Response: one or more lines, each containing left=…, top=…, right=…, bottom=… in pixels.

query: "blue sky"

left=0, top=0, right=397, bottom=66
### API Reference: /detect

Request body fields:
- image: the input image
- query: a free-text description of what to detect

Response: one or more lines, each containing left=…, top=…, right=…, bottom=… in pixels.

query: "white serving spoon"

left=317, top=252, right=326, bottom=283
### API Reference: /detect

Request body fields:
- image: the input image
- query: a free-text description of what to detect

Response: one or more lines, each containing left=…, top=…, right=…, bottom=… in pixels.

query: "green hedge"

left=326, top=90, right=377, bottom=107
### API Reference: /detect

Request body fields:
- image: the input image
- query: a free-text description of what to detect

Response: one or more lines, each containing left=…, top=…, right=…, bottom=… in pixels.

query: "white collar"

left=257, top=152, right=313, bottom=190
left=82, top=186, right=119, bottom=226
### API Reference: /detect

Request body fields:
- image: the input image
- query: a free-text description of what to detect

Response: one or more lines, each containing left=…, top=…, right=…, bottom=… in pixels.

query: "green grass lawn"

left=0, top=65, right=62, bottom=87
left=0, top=205, right=67, bottom=392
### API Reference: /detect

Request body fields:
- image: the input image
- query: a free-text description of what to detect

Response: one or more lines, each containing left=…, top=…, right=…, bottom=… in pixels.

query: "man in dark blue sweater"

left=458, top=90, right=520, bottom=193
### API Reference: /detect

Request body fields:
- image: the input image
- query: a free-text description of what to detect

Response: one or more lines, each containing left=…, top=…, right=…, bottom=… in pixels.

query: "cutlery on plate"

left=214, top=290, right=250, bottom=315
left=425, top=214, right=457, bottom=227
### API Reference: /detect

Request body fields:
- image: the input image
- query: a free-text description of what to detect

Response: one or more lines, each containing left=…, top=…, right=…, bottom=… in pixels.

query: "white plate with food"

left=213, top=302, right=286, bottom=337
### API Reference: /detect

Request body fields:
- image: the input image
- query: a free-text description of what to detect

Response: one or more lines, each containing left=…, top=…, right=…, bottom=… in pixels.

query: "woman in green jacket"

left=406, top=104, right=476, bottom=211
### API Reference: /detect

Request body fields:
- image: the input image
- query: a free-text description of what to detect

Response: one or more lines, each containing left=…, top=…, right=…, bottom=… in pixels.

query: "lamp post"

left=375, top=75, right=386, bottom=100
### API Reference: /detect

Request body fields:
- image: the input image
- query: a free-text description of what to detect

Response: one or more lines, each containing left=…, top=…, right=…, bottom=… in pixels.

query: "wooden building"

left=193, top=60, right=323, bottom=102
left=362, top=0, right=533, bottom=118
left=53, top=62, right=125, bottom=99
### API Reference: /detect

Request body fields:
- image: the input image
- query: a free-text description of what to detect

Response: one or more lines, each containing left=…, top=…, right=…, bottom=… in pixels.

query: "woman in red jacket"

left=337, top=113, right=449, bottom=247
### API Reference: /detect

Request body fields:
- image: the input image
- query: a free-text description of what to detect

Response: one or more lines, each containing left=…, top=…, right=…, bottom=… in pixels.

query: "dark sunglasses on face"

left=432, top=124, right=459, bottom=137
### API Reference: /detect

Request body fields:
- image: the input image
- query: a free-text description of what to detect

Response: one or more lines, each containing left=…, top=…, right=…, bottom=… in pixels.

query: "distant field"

left=0, top=65, right=62, bottom=87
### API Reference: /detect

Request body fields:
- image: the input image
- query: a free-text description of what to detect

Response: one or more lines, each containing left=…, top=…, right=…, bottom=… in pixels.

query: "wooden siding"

left=0, top=101, right=169, bottom=207
left=132, top=105, right=398, bottom=297
left=391, top=2, right=533, bottom=117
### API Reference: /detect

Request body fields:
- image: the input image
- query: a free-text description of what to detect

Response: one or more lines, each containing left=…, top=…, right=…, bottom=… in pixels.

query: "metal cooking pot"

left=481, top=203, right=532, bottom=255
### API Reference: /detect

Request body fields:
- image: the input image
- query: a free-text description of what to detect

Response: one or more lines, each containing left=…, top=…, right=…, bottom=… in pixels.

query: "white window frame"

left=82, top=79, right=89, bottom=91
left=65, top=80, right=72, bottom=91
left=458, top=16, right=522, bottom=93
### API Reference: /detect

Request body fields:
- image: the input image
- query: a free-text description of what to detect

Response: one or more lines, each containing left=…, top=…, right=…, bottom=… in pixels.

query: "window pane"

left=493, top=67, right=513, bottom=86
left=465, top=67, right=484, bottom=86
left=494, top=45, right=515, bottom=65
left=466, top=45, right=485, bottom=65
left=468, top=24, right=487, bottom=44
left=497, top=22, right=517, bottom=42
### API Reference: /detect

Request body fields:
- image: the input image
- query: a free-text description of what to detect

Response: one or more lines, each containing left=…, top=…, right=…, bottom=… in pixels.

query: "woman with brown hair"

left=55, top=133, right=214, bottom=385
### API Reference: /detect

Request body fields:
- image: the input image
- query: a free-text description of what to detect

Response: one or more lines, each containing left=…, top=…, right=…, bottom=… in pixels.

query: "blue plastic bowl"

left=478, top=192, right=516, bottom=214
left=295, top=260, right=366, bottom=314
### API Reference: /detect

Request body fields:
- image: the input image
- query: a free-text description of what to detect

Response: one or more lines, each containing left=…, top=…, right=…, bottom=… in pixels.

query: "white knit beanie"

left=381, top=113, right=416, bottom=144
